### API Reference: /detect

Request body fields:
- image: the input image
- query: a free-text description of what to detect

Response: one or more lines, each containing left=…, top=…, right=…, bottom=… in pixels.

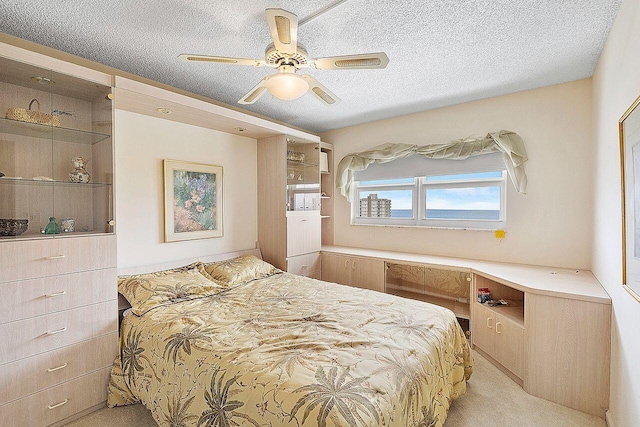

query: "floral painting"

left=164, top=160, right=223, bottom=242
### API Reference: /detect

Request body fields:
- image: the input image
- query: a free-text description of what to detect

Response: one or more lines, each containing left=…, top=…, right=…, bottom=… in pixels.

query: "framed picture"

left=620, top=95, right=640, bottom=302
left=163, top=160, right=223, bottom=242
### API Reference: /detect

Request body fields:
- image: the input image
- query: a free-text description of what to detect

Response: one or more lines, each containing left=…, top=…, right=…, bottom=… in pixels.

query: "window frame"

left=352, top=171, right=507, bottom=230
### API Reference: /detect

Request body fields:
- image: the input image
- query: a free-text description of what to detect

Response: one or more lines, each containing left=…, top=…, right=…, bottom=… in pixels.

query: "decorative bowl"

left=0, top=218, right=28, bottom=236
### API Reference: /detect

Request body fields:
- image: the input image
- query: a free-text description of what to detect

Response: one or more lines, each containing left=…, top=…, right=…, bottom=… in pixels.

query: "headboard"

left=117, top=247, right=262, bottom=314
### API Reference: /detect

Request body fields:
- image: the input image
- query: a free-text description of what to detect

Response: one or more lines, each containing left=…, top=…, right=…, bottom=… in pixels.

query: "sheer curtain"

left=335, top=130, right=528, bottom=201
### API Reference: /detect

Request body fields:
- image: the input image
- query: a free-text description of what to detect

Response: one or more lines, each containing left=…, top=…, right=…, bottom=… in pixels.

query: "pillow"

left=118, top=262, right=225, bottom=315
left=203, top=255, right=281, bottom=286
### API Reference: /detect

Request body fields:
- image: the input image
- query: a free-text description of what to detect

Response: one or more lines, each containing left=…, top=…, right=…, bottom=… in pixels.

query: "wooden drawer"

left=0, top=300, right=117, bottom=364
left=0, top=268, right=117, bottom=324
left=0, top=332, right=117, bottom=405
left=286, top=212, right=321, bottom=257
left=0, top=235, right=116, bottom=283
left=287, top=252, right=321, bottom=279
left=0, top=367, right=111, bottom=427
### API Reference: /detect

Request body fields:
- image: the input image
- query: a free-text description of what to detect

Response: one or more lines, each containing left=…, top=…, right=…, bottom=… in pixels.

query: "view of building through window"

left=354, top=172, right=505, bottom=228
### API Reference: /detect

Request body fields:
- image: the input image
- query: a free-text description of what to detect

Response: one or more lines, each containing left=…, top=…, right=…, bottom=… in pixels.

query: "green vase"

left=44, top=217, right=60, bottom=234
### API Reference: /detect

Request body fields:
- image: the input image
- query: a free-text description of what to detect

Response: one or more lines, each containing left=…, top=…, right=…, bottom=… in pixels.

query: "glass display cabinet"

left=286, top=137, right=320, bottom=211
left=0, top=55, right=114, bottom=240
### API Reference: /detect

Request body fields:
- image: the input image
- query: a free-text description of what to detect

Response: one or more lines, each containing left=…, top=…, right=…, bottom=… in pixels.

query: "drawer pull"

left=344, top=260, right=349, bottom=268
left=47, top=363, right=68, bottom=372
left=47, top=399, right=69, bottom=410
left=496, top=322, right=503, bottom=334
left=300, top=219, right=309, bottom=222
left=45, top=254, right=66, bottom=260
left=486, top=317, right=494, bottom=328
left=45, top=327, right=67, bottom=336
left=45, top=290, right=66, bottom=297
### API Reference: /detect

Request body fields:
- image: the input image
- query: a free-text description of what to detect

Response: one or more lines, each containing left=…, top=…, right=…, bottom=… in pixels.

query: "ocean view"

left=391, top=209, right=500, bottom=220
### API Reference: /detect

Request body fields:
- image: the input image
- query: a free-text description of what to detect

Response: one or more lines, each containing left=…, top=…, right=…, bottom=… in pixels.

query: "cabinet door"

left=494, top=314, right=524, bottom=379
left=349, top=257, right=385, bottom=292
left=287, top=213, right=321, bottom=257
left=472, top=303, right=496, bottom=359
left=321, top=253, right=351, bottom=285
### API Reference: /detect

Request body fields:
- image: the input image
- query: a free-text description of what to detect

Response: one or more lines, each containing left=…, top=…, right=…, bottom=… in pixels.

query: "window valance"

left=336, top=130, right=528, bottom=201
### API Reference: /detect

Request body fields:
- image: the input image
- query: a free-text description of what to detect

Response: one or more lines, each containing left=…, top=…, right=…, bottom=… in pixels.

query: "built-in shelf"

left=0, top=117, right=111, bottom=144
left=321, top=215, right=331, bottom=219
left=0, top=177, right=112, bottom=187
left=0, top=231, right=114, bottom=241
left=386, top=283, right=470, bottom=319
left=320, top=195, right=330, bottom=199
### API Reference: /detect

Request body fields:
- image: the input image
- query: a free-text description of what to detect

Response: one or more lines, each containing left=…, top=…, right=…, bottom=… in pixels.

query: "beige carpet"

left=66, top=351, right=606, bottom=427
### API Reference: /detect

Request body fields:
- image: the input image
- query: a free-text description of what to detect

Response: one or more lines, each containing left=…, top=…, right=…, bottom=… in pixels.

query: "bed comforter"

left=108, top=272, right=473, bottom=427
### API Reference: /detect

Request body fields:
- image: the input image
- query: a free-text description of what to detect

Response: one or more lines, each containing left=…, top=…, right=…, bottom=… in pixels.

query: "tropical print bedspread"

left=108, top=273, right=473, bottom=427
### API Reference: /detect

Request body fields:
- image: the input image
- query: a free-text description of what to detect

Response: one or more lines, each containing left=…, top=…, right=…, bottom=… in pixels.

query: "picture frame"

left=619, top=94, right=640, bottom=302
left=163, top=160, right=223, bottom=242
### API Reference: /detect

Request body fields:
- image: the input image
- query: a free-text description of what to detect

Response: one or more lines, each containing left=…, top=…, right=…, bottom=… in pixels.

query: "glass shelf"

left=0, top=117, right=111, bottom=144
left=0, top=177, right=112, bottom=187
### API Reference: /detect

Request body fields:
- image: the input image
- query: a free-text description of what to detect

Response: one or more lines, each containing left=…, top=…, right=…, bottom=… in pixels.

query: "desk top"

left=321, top=246, right=611, bottom=304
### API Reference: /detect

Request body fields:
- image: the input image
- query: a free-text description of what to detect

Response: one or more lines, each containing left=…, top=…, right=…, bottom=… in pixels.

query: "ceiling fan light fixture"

left=265, top=72, right=309, bottom=100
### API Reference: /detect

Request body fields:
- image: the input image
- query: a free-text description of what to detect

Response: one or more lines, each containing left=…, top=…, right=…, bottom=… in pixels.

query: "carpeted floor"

left=65, top=350, right=606, bottom=427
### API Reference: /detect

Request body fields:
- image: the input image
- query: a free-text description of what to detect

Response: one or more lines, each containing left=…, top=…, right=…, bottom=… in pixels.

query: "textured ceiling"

left=1, top=1, right=622, bottom=134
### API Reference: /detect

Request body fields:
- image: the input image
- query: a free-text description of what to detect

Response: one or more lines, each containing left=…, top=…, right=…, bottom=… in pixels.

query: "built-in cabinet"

left=321, top=246, right=611, bottom=418
left=472, top=299, right=525, bottom=380
left=258, top=135, right=323, bottom=279
left=0, top=49, right=118, bottom=426
left=471, top=267, right=610, bottom=417
left=385, top=262, right=471, bottom=319
left=321, top=252, right=385, bottom=292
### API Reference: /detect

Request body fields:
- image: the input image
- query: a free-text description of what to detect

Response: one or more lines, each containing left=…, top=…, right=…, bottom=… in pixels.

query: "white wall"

left=592, top=0, right=640, bottom=425
left=321, top=79, right=593, bottom=269
left=115, top=110, right=257, bottom=269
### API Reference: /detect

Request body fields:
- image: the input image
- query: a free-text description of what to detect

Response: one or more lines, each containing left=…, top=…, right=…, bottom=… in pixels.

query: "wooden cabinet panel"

left=524, top=293, right=610, bottom=417
left=495, top=315, right=524, bottom=379
left=471, top=303, right=496, bottom=358
left=0, top=300, right=117, bottom=364
left=0, top=235, right=116, bottom=283
left=349, top=257, right=385, bottom=292
left=321, top=253, right=350, bottom=285
left=321, top=253, right=384, bottom=292
left=0, top=367, right=111, bottom=427
left=472, top=302, right=524, bottom=379
left=0, top=332, right=117, bottom=405
left=0, top=268, right=117, bottom=324
left=287, top=252, right=321, bottom=279
left=286, top=212, right=321, bottom=257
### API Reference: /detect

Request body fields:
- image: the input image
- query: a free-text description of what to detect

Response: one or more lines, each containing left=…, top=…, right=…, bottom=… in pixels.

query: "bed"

left=108, top=250, right=473, bottom=427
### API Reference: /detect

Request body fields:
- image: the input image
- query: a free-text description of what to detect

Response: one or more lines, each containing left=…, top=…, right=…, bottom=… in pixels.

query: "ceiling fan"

left=178, top=8, right=389, bottom=106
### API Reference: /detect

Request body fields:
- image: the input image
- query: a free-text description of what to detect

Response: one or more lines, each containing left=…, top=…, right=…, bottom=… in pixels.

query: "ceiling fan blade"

left=312, top=52, right=389, bottom=70
left=238, top=78, right=268, bottom=105
left=300, top=75, right=340, bottom=106
left=265, top=8, right=298, bottom=55
left=178, top=54, right=266, bottom=67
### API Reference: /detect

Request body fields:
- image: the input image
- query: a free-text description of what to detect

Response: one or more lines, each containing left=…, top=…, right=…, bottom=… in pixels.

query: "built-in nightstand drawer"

left=287, top=252, right=321, bottom=279
left=0, top=300, right=117, bottom=364
left=0, top=268, right=117, bottom=324
left=0, top=367, right=111, bottom=427
left=0, top=235, right=116, bottom=283
left=0, top=332, right=117, bottom=405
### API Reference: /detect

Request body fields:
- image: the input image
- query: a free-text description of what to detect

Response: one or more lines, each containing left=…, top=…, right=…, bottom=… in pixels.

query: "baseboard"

left=605, top=410, right=614, bottom=427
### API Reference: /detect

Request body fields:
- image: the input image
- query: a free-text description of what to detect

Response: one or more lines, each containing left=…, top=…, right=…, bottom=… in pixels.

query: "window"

left=353, top=171, right=506, bottom=229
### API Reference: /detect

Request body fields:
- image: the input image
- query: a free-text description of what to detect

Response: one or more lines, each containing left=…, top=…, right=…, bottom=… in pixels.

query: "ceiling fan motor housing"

left=265, top=43, right=309, bottom=68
